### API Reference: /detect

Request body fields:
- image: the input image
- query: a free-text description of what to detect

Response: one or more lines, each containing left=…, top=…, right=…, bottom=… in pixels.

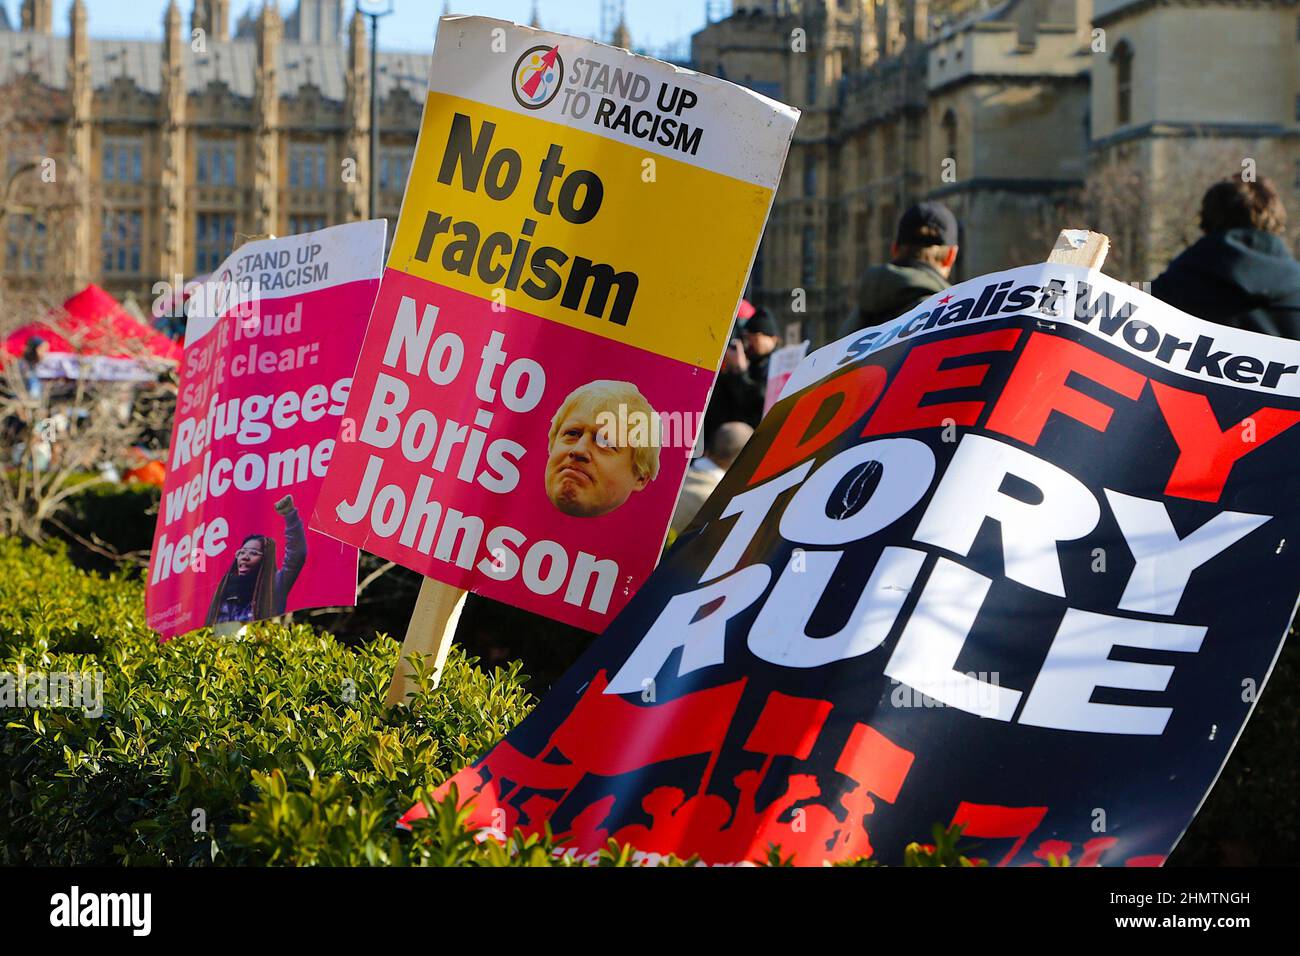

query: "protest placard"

left=311, top=17, right=798, bottom=633
left=146, top=221, right=386, bottom=640
left=762, top=340, right=808, bottom=415
left=406, top=259, right=1300, bottom=866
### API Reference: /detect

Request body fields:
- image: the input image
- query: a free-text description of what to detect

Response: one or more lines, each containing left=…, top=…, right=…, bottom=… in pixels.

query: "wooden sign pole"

left=1046, top=228, right=1109, bottom=269
left=385, top=579, right=468, bottom=706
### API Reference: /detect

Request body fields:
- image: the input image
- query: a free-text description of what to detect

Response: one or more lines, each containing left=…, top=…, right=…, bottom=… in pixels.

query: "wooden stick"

left=1046, top=229, right=1109, bottom=269
left=384, top=578, right=468, bottom=707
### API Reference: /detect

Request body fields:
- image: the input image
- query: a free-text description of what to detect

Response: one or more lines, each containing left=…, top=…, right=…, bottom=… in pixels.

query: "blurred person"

left=840, top=201, right=960, bottom=338
left=205, top=494, right=307, bottom=625
left=1152, top=175, right=1300, bottom=338
left=703, top=307, right=780, bottom=443
left=545, top=380, right=661, bottom=518
left=17, top=336, right=48, bottom=402
left=741, top=307, right=782, bottom=377
left=670, top=421, right=753, bottom=537
left=14, top=411, right=69, bottom=472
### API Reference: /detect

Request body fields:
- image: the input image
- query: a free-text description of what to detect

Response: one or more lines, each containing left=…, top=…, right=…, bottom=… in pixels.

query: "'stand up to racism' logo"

left=512, top=44, right=564, bottom=110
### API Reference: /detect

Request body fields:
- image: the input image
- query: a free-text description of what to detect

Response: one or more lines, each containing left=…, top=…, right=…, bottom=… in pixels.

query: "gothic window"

left=102, top=210, right=143, bottom=274
left=6, top=215, right=47, bottom=275
left=289, top=143, right=328, bottom=189
left=941, top=109, right=958, bottom=168
left=804, top=155, right=818, bottom=197
left=1113, top=41, right=1133, bottom=126
left=289, top=215, right=328, bottom=236
left=195, top=212, right=236, bottom=273
left=102, top=138, right=143, bottom=184
left=379, top=148, right=413, bottom=193
left=854, top=209, right=870, bottom=272
left=196, top=139, right=237, bottom=186
left=801, top=225, right=817, bottom=287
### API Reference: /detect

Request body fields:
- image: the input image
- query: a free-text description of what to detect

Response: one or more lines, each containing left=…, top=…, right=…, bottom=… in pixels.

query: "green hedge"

left=0, top=539, right=551, bottom=865
left=1, top=539, right=1284, bottom=866
left=45, top=484, right=595, bottom=693
left=2, top=541, right=983, bottom=866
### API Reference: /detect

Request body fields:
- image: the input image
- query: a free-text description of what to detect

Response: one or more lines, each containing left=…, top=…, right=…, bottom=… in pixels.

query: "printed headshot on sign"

left=205, top=494, right=307, bottom=626
left=545, top=380, right=660, bottom=518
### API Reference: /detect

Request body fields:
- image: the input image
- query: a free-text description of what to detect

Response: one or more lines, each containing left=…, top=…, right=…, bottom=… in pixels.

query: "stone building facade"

left=0, top=0, right=430, bottom=305
left=693, top=0, right=1300, bottom=344
left=2, top=0, right=1298, bottom=346
left=1088, top=0, right=1300, bottom=281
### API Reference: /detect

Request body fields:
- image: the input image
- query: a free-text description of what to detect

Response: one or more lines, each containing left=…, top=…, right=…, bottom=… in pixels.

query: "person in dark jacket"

left=839, top=201, right=960, bottom=338
left=703, top=307, right=780, bottom=443
left=740, top=306, right=782, bottom=389
left=205, top=494, right=307, bottom=625
left=1152, top=176, right=1300, bottom=339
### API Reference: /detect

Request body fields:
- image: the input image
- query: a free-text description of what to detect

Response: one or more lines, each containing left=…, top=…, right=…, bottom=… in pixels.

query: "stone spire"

left=877, top=0, right=903, bottom=58
left=67, top=0, right=93, bottom=287
left=343, top=10, right=370, bottom=222
left=160, top=1, right=188, bottom=280
left=857, top=0, right=879, bottom=68
left=253, top=2, right=284, bottom=236
left=163, top=3, right=187, bottom=122
left=193, top=1, right=232, bottom=42
left=20, top=0, right=53, bottom=34
left=68, top=1, right=90, bottom=116
left=905, top=0, right=928, bottom=44
left=529, top=1, right=541, bottom=29
left=612, top=16, right=632, bottom=50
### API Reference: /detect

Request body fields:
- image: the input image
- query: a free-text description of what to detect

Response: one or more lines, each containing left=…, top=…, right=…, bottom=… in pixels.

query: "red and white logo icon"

left=512, top=44, right=564, bottom=110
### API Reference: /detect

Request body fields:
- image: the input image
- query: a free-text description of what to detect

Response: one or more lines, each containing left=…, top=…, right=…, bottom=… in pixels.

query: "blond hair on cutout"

left=548, top=380, right=661, bottom=483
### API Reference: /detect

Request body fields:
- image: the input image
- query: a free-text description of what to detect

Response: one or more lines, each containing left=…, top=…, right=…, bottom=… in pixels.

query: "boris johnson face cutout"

left=544, top=383, right=659, bottom=518
left=545, top=402, right=647, bottom=517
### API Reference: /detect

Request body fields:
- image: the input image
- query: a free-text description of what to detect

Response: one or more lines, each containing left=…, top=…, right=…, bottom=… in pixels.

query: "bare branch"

left=356, top=560, right=398, bottom=598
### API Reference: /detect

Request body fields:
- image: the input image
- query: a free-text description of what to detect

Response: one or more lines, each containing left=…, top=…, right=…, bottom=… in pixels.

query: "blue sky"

left=7, top=1, right=710, bottom=53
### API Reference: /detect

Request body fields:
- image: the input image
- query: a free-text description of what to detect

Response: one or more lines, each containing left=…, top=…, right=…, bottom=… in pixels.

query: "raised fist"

left=273, top=494, right=295, bottom=515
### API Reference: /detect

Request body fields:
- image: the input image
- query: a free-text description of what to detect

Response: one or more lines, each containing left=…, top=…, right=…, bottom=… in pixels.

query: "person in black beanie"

left=840, top=201, right=960, bottom=338
left=740, top=307, right=782, bottom=390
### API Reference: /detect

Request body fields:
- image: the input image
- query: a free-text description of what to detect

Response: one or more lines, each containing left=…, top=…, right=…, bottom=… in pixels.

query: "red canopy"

left=5, top=284, right=182, bottom=364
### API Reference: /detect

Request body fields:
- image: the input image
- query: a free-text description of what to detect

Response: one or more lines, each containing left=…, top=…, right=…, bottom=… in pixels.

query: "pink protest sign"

left=146, top=221, right=386, bottom=640
left=312, top=272, right=716, bottom=632
left=762, top=341, right=809, bottom=415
